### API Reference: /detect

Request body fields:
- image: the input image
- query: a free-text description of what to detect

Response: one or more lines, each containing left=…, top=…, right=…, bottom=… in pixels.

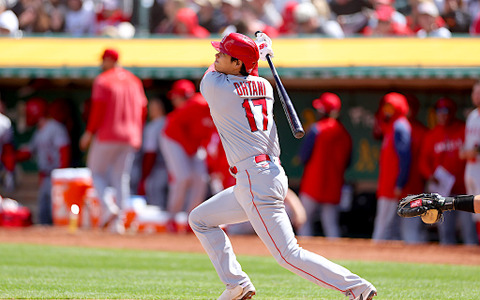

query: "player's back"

left=201, top=70, right=280, bottom=166
left=93, top=67, right=147, bottom=148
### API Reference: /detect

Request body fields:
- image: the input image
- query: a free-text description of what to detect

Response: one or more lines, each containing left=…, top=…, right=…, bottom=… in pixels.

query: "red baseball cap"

left=168, top=79, right=196, bottom=99
left=435, top=97, right=456, bottom=115
left=25, top=97, right=48, bottom=127
left=211, top=33, right=259, bottom=74
left=312, top=92, right=341, bottom=113
left=376, top=4, right=394, bottom=22
left=383, top=92, right=409, bottom=116
left=102, top=48, right=119, bottom=62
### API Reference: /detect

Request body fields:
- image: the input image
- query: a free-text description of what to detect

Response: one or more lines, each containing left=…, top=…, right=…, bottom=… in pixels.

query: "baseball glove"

left=397, top=193, right=454, bottom=224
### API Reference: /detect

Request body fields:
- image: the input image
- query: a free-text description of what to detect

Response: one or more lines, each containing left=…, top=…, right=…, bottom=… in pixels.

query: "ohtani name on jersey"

left=234, top=81, right=266, bottom=97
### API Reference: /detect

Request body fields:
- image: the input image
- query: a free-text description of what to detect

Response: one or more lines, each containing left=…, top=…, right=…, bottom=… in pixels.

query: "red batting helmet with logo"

left=312, top=92, right=341, bottom=114
left=25, top=97, right=48, bottom=127
left=211, top=33, right=260, bottom=74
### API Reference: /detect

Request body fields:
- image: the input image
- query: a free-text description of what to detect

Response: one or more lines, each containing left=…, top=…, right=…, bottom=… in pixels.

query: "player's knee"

left=188, top=207, right=203, bottom=232
left=274, top=247, right=301, bottom=270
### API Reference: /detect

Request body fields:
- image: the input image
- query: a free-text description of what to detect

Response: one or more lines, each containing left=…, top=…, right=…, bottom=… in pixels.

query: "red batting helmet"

left=168, top=79, right=196, bottom=100
left=211, top=33, right=260, bottom=74
left=25, top=97, right=48, bottom=127
left=312, top=92, right=341, bottom=114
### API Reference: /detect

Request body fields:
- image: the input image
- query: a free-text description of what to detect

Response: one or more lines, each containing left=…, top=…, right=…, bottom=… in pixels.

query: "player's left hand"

left=397, top=193, right=452, bottom=224
left=255, top=32, right=274, bottom=61
left=80, top=131, right=93, bottom=151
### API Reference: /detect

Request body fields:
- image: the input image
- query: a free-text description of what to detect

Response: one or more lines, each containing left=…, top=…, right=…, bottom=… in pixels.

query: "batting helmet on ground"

left=211, top=33, right=260, bottom=74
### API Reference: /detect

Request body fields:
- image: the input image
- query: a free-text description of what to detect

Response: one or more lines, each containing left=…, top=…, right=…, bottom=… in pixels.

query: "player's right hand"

left=255, top=33, right=274, bottom=61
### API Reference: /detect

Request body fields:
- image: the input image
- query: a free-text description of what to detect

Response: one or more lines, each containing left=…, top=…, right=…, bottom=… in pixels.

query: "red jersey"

left=377, top=93, right=412, bottom=199
left=419, top=120, right=466, bottom=194
left=206, top=131, right=235, bottom=189
left=163, top=93, right=215, bottom=156
left=87, top=67, right=147, bottom=149
left=299, top=118, right=352, bottom=204
left=402, top=119, right=428, bottom=196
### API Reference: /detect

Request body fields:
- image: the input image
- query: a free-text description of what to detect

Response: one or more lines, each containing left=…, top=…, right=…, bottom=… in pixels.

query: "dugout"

left=0, top=36, right=479, bottom=232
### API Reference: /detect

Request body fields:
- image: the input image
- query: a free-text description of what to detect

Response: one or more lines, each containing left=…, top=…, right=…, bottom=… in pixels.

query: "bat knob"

left=255, top=31, right=263, bottom=37
left=295, top=131, right=305, bottom=139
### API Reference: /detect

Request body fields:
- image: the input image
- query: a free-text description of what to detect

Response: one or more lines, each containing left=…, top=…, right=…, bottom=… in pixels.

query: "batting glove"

left=255, top=33, right=274, bottom=61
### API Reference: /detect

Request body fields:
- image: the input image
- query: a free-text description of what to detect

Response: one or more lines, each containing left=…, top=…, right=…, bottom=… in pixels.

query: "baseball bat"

left=255, top=31, right=305, bottom=139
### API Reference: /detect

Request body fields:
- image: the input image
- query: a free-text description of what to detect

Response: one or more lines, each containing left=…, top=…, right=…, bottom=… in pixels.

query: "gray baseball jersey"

left=30, top=119, right=70, bottom=174
left=142, top=116, right=168, bottom=208
left=200, top=71, right=280, bottom=166
left=0, top=113, right=13, bottom=156
left=143, top=117, right=166, bottom=168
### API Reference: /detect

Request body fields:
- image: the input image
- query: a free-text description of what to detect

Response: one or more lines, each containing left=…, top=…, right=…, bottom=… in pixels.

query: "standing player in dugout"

left=188, top=32, right=377, bottom=300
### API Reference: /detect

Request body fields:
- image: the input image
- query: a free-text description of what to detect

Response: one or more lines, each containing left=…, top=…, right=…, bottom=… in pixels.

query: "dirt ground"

left=1, top=226, right=480, bottom=266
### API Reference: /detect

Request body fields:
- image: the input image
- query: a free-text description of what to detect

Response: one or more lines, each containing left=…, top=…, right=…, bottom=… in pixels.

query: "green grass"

left=0, top=243, right=479, bottom=299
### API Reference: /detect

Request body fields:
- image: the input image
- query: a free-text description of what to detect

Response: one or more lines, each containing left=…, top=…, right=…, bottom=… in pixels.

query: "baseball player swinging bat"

left=255, top=31, right=305, bottom=139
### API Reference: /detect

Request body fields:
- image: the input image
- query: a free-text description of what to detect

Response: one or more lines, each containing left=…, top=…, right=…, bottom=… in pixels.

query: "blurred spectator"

left=369, top=0, right=408, bottom=25
left=329, top=0, right=373, bottom=35
left=64, top=0, right=95, bottom=36
left=149, top=0, right=166, bottom=33
left=419, top=97, right=478, bottom=245
left=16, top=97, right=71, bottom=225
left=416, top=1, right=452, bottom=37
left=297, top=93, right=352, bottom=238
left=244, top=0, right=283, bottom=29
left=159, top=79, right=215, bottom=233
left=153, top=0, right=186, bottom=34
left=94, top=0, right=134, bottom=37
left=227, top=8, right=279, bottom=37
left=467, top=0, right=480, bottom=34
left=14, top=0, right=51, bottom=33
left=43, top=0, right=66, bottom=32
left=364, top=4, right=412, bottom=35
left=467, top=0, right=480, bottom=30
left=278, top=1, right=298, bottom=35
left=137, top=97, right=169, bottom=209
left=80, top=48, right=148, bottom=234
left=441, top=0, right=471, bottom=33
left=293, top=1, right=345, bottom=37
left=372, top=92, right=411, bottom=242
left=218, top=0, right=243, bottom=34
left=0, top=0, right=19, bottom=36
left=194, top=0, right=223, bottom=33
left=172, top=7, right=209, bottom=37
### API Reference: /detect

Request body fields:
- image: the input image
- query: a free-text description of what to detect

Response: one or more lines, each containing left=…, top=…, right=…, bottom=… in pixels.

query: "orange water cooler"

left=51, top=168, right=100, bottom=227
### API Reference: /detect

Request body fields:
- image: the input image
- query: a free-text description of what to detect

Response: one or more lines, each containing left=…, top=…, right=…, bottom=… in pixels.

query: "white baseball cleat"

left=218, top=282, right=256, bottom=300
left=353, top=285, right=377, bottom=300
